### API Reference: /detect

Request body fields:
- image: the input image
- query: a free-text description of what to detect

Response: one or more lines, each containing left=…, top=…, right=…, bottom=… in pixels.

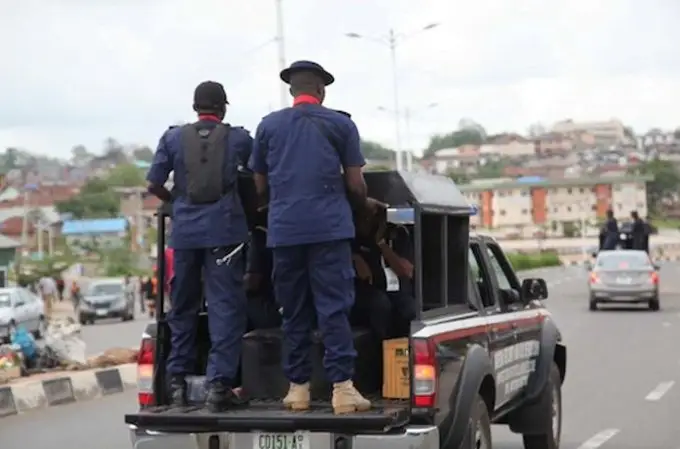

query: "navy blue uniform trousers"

left=272, top=239, right=356, bottom=384
left=166, top=246, right=247, bottom=384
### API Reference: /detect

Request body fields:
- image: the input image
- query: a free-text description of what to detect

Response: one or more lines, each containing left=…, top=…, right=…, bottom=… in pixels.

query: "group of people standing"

left=599, top=209, right=650, bottom=252
left=146, top=60, right=405, bottom=414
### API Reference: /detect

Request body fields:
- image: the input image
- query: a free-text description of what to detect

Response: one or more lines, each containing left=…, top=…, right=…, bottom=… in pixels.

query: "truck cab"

left=125, top=170, right=566, bottom=449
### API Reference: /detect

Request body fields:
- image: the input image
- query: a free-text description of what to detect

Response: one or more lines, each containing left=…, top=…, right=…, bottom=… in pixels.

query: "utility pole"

left=388, top=29, right=403, bottom=171
left=275, top=0, right=287, bottom=108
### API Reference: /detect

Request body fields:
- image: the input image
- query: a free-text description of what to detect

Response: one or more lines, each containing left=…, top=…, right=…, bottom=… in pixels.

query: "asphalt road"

left=3, top=264, right=680, bottom=449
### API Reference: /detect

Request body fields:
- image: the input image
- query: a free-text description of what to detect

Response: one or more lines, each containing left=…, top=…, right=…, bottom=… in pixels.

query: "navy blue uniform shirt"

left=249, top=98, right=365, bottom=247
left=147, top=118, right=252, bottom=249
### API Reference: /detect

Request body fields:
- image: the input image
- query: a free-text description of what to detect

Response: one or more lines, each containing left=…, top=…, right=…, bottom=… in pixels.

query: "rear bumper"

left=590, top=287, right=657, bottom=302
left=80, top=307, right=128, bottom=319
left=128, top=424, right=439, bottom=449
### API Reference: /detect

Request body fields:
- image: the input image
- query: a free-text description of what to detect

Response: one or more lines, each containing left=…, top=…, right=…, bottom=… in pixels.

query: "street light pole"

left=275, top=0, right=288, bottom=108
left=345, top=23, right=440, bottom=172
left=387, top=29, right=403, bottom=171
left=378, top=102, right=438, bottom=172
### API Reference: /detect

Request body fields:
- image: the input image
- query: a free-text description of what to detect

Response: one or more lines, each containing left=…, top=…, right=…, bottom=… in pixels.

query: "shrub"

left=506, top=251, right=561, bottom=271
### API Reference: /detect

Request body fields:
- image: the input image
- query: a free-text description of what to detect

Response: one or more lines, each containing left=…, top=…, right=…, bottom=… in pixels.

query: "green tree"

left=424, top=128, right=485, bottom=158
left=447, top=172, right=470, bottom=184
left=56, top=178, right=120, bottom=218
left=132, top=146, right=154, bottom=162
left=106, top=163, right=145, bottom=187
left=477, top=160, right=504, bottom=178
left=628, top=159, right=680, bottom=215
left=674, top=128, right=680, bottom=141
left=361, top=140, right=393, bottom=160
left=70, top=145, right=92, bottom=165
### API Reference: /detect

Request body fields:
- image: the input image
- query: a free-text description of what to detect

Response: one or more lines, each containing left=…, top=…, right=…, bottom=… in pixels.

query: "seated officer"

left=351, top=205, right=415, bottom=339
left=244, top=226, right=283, bottom=331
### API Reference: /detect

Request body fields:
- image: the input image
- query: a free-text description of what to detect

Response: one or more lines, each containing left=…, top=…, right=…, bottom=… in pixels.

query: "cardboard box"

left=382, top=338, right=410, bottom=399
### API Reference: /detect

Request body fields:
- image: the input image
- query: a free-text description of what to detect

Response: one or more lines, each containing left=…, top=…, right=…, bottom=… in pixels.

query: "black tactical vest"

left=181, top=122, right=231, bottom=204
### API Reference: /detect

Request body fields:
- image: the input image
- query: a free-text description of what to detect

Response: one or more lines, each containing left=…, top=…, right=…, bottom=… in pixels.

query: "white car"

left=0, top=287, right=46, bottom=342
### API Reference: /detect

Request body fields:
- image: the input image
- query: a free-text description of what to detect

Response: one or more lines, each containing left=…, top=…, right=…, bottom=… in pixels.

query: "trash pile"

left=0, top=317, right=138, bottom=383
left=0, top=345, right=22, bottom=383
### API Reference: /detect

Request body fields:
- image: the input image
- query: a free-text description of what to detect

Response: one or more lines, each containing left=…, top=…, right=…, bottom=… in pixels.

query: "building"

left=460, top=175, right=652, bottom=234
left=0, top=235, right=20, bottom=286
left=534, top=132, right=574, bottom=156
left=62, top=218, right=128, bottom=252
left=480, top=134, right=535, bottom=157
left=551, top=119, right=628, bottom=146
left=431, top=145, right=482, bottom=174
left=0, top=206, right=62, bottom=253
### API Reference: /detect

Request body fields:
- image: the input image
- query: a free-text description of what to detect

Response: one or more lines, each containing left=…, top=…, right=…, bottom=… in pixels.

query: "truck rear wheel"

left=522, top=363, right=562, bottom=449
left=462, top=394, right=492, bottom=448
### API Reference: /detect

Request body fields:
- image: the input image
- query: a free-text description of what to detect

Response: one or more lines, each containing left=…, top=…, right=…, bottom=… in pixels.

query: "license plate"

left=96, top=309, right=108, bottom=316
left=616, top=277, right=632, bottom=284
left=253, top=432, right=310, bottom=449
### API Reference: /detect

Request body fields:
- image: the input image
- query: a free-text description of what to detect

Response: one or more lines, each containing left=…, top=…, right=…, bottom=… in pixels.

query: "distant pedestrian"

left=39, top=275, right=57, bottom=320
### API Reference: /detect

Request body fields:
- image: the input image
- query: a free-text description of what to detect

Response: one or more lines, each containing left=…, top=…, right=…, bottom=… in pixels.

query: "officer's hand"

left=364, top=198, right=388, bottom=214
left=375, top=219, right=387, bottom=244
left=353, top=255, right=373, bottom=284
left=244, top=273, right=262, bottom=292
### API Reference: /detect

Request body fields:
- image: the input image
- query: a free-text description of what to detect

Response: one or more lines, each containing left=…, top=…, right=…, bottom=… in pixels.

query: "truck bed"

left=125, top=398, right=410, bottom=433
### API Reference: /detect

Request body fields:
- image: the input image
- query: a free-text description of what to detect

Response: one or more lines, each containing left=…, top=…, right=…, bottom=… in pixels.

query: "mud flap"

left=440, top=345, right=494, bottom=449
left=506, top=318, right=559, bottom=435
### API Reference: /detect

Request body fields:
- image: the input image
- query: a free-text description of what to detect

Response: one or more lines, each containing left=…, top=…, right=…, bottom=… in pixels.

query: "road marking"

left=576, top=429, right=620, bottom=449
left=663, top=321, right=672, bottom=327
left=645, top=381, right=675, bottom=401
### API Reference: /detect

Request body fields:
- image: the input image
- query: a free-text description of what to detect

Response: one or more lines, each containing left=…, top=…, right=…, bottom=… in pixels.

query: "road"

left=3, top=265, right=680, bottom=448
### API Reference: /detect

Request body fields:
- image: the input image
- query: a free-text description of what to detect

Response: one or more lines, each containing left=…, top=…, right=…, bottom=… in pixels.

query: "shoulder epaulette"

left=334, top=110, right=352, bottom=118
left=168, top=125, right=178, bottom=130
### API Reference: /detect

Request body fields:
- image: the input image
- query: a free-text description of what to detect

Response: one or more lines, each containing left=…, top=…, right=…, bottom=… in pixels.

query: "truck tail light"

left=412, top=338, right=437, bottom=408
left=137, top=336, right=155, bottom=407
left=650, top=271, right=659, bottom=285
left=589, top=272, right=599, bottom=284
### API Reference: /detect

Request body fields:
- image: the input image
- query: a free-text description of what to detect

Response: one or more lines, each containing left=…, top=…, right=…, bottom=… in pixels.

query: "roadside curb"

left=0, top=363, right=136, bottom=418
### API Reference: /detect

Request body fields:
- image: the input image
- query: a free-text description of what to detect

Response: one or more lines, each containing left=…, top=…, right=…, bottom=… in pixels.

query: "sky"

left=1, top=0, right=679, bottom=159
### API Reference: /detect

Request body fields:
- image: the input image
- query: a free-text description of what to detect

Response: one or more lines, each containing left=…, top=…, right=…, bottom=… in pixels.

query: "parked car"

left=78, top=279, right=135, bottom=325
left=0, top=287, right=46, bottom=342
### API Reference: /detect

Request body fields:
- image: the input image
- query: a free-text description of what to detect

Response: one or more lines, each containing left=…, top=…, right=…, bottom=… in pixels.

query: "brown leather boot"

left=332, top=380, right=371, bottom=414
left=283, top=382, right=310, bottom=411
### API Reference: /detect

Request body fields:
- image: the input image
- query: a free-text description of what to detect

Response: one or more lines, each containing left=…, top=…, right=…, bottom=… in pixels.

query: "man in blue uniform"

left=147, top=81, right=251, bottom=411
left=249, top=61, right=373, bottom=414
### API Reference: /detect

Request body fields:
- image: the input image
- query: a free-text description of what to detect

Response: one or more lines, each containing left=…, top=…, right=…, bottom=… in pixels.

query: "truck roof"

left=365, top=170, right=473, bottom=215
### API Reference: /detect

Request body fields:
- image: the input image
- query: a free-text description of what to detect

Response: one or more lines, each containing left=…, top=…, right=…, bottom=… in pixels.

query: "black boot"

left=205, top=381, right=248, bottom=412
left=168, top=375, right=187, bottom=407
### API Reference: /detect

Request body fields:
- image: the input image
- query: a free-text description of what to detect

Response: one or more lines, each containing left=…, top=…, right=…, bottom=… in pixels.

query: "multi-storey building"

left=460, top=175, right=652, bottom=233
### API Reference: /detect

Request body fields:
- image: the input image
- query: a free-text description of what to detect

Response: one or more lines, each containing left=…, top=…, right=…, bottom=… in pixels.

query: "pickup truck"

left=125, top=170, right=567, bottom=449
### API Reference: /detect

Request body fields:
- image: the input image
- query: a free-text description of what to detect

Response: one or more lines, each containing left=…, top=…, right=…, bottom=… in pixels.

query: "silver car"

left=78, top=279, right=135, bottom=324
left=587, top=250, right=660, bottom=311
left=0, top=287, right=46, bottom=342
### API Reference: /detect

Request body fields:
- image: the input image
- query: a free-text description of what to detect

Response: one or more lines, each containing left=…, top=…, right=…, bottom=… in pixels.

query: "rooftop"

left=458, top=174, right=654, bottom=192
left=62, top=218, right=128, bottom=235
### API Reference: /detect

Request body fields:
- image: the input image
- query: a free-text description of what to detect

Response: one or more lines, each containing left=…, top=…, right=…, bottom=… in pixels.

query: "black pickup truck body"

left=125, top=170, right=566, bottom=449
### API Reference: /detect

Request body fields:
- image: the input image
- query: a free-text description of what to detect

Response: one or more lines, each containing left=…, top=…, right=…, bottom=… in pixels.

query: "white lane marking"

left=576, top=429, right=620, bottom=449
left=645, top=381, right=675, bottom=401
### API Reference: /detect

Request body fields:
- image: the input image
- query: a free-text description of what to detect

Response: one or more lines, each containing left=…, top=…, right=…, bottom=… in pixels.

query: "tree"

left=70, top=145, right=92, bottom=165
left=628, top=159, right=680, bottom=215
left=55, top=178, right=120, bottom=218
left=102, top=137, right=127, bottom=165
left=361, top=140, right=393, bottom=160
left=424, top=128, right=486, bottom=158
left=2, top=147, right=20, bottom=170
left=447, top=172, right=470, bottom=184
left=674, top=128, right=680, bottom=141
left=132, top=146, right=154, bottom=162
left=105, top=163, right=145, bottom=187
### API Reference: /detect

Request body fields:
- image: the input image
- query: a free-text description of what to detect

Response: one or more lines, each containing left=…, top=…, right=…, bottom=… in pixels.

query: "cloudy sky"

left=1, top=0, right=679, bottom=158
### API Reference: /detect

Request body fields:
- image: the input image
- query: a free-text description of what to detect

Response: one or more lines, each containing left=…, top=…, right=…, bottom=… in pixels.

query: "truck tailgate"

left=125, top=399, right=409, bottom=433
